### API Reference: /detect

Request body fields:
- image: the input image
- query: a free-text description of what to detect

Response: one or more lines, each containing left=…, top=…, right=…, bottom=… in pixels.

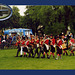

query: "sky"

left=10, top=5, right=27, bottom=16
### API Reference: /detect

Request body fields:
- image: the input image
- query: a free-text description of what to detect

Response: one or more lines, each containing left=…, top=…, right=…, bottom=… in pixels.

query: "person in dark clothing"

left=36, top=36, right=44, bottom=58
left=32, top=35, right=40, bottom=58
left=55, top=36, right=62, bottom=60
left=15, top=37, right=21, bottom=57
left=0, top=35, right=2, bottom=49
left=47, top=35, right=55, bottom=59
left=28, top=35, right=35, bottom=57
left=41, top=36, right=50, bottom=58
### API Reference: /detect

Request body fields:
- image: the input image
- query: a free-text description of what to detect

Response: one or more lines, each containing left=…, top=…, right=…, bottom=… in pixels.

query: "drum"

left=62, top=43, right=67, bottom=49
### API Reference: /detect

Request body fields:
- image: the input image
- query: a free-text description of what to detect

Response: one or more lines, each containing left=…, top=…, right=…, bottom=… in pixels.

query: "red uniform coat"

left=25, top=40, right=30, bottom=46
left=70, top=39, right=75, bottom=43
left=21, top=40, right=25, bottom=45
left=36, top=39, right=39, bottom=44
left=52, top=38, right=55, bottom=45
left=15, top=41, right=20, bottom=46
left=30, top=39, right=35, bottom=44
left=40, top=41, right=43, bottom=45
left=57, top=39, right=62, bottom=49
left=0, top=38, right=1, bottom=44
left=44, top=39, right=49, bottom=45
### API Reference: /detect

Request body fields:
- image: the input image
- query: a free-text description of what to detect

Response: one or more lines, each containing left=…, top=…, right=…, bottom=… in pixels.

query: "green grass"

left=0, top=49, right=75, bottom=70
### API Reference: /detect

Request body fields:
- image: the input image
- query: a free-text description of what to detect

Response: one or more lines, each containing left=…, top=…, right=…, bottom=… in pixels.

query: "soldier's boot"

left=41, top=55, right=45, bottom=58
left=53, top=56, right=55, bottom=59
left=47, top=55, right=51, bottom=59
left=69, top=53, right=72, bottom=56
left=63, top=53, right=65, bottom=56
left=28, top=53, right=31, bottom=57
left=36, top=53, right=40, bottom=58
left=66, top=52, right=68, bottom=56
left=73, top=53, right=74, bottom=56
left=20, top=55, right=23, bottom=57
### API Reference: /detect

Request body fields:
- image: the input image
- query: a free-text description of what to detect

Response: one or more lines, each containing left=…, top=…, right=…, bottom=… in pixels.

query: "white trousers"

left=37, top=44, right=39, bottom=47
left=20, top=46, right=24, bottom=55
left=45, top=44, right=49, bottom=50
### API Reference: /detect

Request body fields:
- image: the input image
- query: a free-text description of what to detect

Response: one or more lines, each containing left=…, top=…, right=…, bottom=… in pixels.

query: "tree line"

left=0, top=5, right=75, bottom=35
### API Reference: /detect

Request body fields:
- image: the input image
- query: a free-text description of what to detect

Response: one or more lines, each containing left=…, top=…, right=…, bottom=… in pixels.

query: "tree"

left=24, top=5, right=66, bottom=35
left=9, top=6, right=20, bottom=28
left=24, top=5, right=75, bottom=35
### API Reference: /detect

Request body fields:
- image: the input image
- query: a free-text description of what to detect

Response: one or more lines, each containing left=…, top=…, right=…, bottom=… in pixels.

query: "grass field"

left=0, top=49, right=75, bottom=70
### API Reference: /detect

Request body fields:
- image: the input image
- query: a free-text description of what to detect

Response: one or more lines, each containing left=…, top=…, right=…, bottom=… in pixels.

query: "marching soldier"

left=23, top=37, right=30, bottom=57
left=60, top=33, right=68, bottom=56
left=48, top=35, right=55, bottom=59
left=15, top=36, right=21, bottom=57
left=37, top=36, right=44, bottom=58
left=20, top=36, right=25, bottom=57
left=32, top=35, right=40, bottom=58
left=41, top=35, right=50, bottom=58
left=28, top=34, right=35, bottom=57
left=55, top=35, right=62, bottom=60
left=68, top=36, right=75, bottom=56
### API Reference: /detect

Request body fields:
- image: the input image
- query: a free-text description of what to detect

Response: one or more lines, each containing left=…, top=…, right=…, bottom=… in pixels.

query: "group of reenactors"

left=15, top=33, right=75, bottom=60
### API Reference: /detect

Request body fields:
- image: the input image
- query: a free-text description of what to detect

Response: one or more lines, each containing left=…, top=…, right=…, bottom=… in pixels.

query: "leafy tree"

left=24, top=5, right=75, bottom=35
left=9, top=6, right=20, bottom=28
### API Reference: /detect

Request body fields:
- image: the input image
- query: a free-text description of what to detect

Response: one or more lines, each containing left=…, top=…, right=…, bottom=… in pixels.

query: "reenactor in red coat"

left=37, top=36, right=44, bottom=58
left=28, top=34, right=35, bottom=57
left=55, top=36, right=62, bottom=60
left=32, top=35, right=40, bottom=58
left=48, top=35, right=55, bottom=59
left=23, top=37, right=30, bottom=57
left=41, top=35, right=50, bottom=58
left=68, top=36, right=75, bottom=56
left=20, top=36, right=25, bottom=57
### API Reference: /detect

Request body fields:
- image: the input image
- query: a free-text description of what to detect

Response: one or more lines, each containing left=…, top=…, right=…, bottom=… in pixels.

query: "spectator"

left=70, top=33, right=73, bottom=38
left=12, top=34, right=16, bottom=44
left=2, top=35, right=6, bottom=49
left=6, top=35, right=10, bottom=48
left=0, top=35, right=1, bottom=44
